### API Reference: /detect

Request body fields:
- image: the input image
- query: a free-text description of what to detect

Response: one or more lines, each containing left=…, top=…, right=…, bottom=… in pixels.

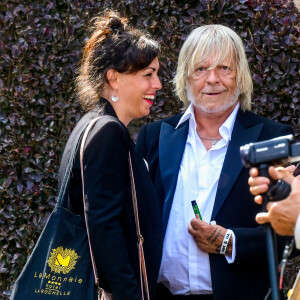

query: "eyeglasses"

left=192, top=66, right=235, bottom=79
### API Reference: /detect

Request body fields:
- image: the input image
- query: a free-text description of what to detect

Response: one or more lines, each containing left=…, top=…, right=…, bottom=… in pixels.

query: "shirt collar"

left=176, top=104, right=195, bottom=129
left=176, top=102, right=240, bottom=142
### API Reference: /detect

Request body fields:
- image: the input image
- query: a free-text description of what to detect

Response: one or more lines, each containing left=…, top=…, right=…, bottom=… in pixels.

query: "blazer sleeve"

left=82, top=119, right=142, bottom=300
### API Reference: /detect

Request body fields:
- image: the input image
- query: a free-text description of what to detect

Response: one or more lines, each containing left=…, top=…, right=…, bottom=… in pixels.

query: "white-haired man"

left=136, top=25, right=293, bottom=300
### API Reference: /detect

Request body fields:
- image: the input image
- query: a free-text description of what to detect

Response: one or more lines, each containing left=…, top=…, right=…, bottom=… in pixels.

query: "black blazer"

left=136, top=109, right=293, bottom=300
left=59, top=99, right=163, bottom=300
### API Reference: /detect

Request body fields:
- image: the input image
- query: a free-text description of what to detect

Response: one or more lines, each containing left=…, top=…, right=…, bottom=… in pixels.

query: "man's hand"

left=188, top=219, right=232, bottom=255
left=255, top=176, right=300, bottom=235
left=248, top=165, right=295, bottom=205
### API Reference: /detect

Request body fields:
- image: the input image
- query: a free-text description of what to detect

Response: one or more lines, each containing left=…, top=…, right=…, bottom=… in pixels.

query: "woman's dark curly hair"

left=76, top=11, right=160, bottom=111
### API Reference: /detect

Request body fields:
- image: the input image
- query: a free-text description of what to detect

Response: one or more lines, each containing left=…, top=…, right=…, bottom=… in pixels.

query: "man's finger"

left=287, top=165, right=296, bottom=173
left=266, top=201, right=276, bottom=212
left=254, top=195, right=263, bottom=205
left=249, top=184, right=269, bottom=196
left=269, top=166, right=294, bottom=184
left=255, top=212, right=270, bottom=224
left=248, top=175, right=270, bottom=186
left=249, top=167, right=259, bottom=177
left=190, top=218, right=206, bottom=229
left=188, top=223, right=198, bottom=237
left=291, top=175, right=300, bottom=190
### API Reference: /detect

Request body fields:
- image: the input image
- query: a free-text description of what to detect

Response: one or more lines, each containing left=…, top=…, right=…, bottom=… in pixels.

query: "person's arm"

left=83, top=120, right=142, bottom=300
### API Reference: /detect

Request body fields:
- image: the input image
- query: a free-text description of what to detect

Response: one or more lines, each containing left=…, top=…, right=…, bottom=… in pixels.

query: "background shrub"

left=0, top=0, right=299, bottom=298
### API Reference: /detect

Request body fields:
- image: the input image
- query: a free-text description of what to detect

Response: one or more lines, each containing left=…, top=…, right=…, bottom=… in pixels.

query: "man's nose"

left=206, top=68, right=220, bottom=84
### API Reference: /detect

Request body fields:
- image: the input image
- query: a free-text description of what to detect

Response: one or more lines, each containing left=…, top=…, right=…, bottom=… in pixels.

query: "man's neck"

left=193, top=103, right=237, bottom=137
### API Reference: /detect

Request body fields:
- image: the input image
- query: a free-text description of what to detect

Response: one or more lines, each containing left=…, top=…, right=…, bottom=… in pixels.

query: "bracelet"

left=220, top=230, right=232, bottom=255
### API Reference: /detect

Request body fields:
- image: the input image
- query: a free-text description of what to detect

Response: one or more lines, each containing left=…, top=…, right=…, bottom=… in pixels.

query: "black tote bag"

left=10, top=121, right=99, bottom=300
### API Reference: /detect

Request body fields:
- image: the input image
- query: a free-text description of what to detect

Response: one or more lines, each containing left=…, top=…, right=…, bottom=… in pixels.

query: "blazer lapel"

left=211, top=111, right=264, bottom=220
left=159, top=120, right=189, bottom=234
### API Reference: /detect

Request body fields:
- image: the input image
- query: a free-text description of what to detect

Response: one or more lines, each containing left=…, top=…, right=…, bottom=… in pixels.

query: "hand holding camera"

left=240, top=135, right=300, bottom=235
left=249, top=165, right=295, bottom=205
left=249, top=166, right=299, bottom=236
left=241, top=134, right=300, bottom=237
left=241, top=134, right=300, bottom=207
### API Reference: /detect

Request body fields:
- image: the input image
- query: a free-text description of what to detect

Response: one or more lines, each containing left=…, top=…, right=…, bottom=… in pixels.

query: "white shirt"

left=294, top=215, right=300, bottom=249
left=158, top=103, right=239, bottom=295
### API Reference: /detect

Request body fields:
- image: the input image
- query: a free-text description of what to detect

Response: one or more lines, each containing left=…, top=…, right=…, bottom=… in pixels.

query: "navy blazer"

left=59, top=100, right=163, bottom=300
left=136, top=109, right=293, bottom=300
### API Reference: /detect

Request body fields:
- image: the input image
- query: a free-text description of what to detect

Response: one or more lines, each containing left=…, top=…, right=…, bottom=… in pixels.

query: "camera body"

left=240, top=134, right=300, bottom=202
left=240, top=134, right=300, bottom=168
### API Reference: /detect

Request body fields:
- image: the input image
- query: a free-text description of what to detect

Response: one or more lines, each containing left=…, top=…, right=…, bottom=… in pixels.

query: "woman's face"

left=116, top=57, right=162, bottom=124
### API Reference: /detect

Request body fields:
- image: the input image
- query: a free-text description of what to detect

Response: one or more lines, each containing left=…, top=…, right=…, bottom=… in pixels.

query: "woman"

left=58, top=11, right=163, bottom=300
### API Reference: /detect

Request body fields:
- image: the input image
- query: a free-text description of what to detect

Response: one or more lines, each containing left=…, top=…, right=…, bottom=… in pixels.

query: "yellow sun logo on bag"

left=47, top=247, right=79, bottom=274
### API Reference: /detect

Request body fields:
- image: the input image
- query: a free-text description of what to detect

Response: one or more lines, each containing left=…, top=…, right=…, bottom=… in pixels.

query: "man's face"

left=186, top=52, right=239, bottom=115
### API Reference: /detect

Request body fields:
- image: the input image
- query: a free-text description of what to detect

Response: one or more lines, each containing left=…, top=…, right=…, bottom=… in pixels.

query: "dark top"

left=58, top=99, right=163, bottom=300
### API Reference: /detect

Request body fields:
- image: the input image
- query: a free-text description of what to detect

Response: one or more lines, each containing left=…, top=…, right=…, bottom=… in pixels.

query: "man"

left=249, top=165, right=300, bottom=248
left=136, top=25, right=293, bottom=299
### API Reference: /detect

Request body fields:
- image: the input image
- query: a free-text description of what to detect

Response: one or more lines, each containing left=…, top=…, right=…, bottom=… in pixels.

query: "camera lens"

left=240, top=145, right=250, bottom=167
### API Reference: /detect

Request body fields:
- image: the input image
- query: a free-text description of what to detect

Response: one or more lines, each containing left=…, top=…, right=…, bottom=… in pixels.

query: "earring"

left=111, top=88, right=119, bottom=102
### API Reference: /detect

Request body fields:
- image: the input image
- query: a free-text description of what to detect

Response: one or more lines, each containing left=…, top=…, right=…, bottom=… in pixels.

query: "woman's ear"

left=106, top=69, right=118, bottom=90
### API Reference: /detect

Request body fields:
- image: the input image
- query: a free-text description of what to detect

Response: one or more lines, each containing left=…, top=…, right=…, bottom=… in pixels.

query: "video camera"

left=240, top=134, right=300, bottom=202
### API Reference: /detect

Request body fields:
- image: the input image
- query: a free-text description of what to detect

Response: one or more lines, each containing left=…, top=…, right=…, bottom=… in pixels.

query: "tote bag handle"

left=128, top=153, right=150, bottom=300
left=80, top=117, right=150, bottom=300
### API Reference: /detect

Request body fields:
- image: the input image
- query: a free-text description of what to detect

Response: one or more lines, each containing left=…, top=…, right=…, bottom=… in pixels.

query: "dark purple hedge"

left=0, top=0, right=299, bottom=298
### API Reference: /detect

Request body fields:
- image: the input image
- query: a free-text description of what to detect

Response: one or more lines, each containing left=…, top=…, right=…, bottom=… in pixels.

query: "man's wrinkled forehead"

left=193, top=46, right=236, bottom=69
